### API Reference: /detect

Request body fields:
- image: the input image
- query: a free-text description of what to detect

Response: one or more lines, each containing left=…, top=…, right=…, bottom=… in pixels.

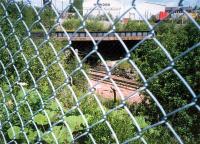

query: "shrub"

left=63, top=18, right=81, bottom=31
left=1, top=2, right=199, bottom=143
left=63, top=19, right=109, bottom=32
left=131, top=21, right=200, bottom=143
left=86, top=20, right=108, bottom=32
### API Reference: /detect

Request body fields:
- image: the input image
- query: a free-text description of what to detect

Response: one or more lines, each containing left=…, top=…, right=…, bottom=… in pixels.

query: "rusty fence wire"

left=0, top=0, right=200, bottom=144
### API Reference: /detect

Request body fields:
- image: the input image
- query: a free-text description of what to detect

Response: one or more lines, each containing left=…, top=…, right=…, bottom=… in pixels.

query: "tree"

left=69, top=0, right=84, bottom=15
left=23, top=6, right=36, bottom=27
left=131, top=21, right=200, bottom=143
left=40, top=6, right=56, bottom=30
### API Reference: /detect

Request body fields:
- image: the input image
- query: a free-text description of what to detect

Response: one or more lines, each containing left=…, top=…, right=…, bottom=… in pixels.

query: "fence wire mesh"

left=0, top=0, right=200, bottom=143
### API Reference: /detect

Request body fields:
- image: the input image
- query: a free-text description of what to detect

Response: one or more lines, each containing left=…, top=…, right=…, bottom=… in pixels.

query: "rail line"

left=89, top=68, right=139, bottom=90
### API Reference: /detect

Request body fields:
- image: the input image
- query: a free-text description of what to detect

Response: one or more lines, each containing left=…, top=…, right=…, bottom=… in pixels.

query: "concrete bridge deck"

left=32, top=31, right=151, bottom=41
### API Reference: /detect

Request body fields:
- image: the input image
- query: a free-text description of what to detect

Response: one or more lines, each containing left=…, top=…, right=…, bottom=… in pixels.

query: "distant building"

left=158, top=11, right=169, bottom=21
left=83, top=0, right=122, bottom=19
left=165, top=7, right=194, bottom=13
left=155, top=7, right=198, bottom=21
left=122, top=18, right=129, bottom=24
left=165, top=7, right=197, bottom=20
left=83, top=0, right=166, bottom=20
left=128, top=2, right=166, bottom=20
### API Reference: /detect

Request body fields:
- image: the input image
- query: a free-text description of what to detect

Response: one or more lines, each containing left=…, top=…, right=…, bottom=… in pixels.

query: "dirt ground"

left=91, top=80, right=143, bottom=104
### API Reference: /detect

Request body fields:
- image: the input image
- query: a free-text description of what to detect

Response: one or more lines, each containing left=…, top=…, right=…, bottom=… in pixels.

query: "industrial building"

left=83, top=0, right=122, bottom=18
left=39, top=0, right=198, bottom=21
left=83, top=0, right=166, bottom=20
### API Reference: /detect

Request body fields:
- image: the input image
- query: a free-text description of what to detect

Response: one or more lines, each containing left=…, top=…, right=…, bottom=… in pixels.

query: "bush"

left=63, top=18, right=81, bottom=31
left=86, top=20, right=108, bottom=32
left=124, top=20, right=149, bottom=31
left=63, top=19, right=109, bottom=32
left=131, top=21, right=200, bottom=143
left=0, top=41, right=91, bottom=143
left=1, top=2, right=199, bottom=143
left=116, top=20, right=149, bottom=31
left=0, top=7, right=90, bottom=142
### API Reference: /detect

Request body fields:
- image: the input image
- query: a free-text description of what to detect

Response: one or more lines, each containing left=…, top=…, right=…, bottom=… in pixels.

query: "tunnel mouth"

left=72, top=40, right=139, bottom=63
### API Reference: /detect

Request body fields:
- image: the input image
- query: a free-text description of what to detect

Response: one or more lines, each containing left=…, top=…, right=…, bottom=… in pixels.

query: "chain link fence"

left=0, top=0, right=200, bottom=143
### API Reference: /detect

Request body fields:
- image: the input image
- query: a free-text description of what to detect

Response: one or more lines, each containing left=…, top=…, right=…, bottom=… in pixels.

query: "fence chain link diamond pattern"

left=0, top=0, right=199, bottom=144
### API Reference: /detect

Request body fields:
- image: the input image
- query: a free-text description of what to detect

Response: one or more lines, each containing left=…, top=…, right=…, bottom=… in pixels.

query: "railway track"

left=89, top=68, right=139, bottom=90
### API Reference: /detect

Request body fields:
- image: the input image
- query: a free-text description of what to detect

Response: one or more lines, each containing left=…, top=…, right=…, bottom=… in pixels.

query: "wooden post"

left=111, top=86, right=117, bottom=103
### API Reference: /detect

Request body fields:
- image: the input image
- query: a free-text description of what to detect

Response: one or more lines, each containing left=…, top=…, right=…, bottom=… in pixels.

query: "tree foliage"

left=131, top=21, right=200, bottom=143
left=0, top=1, right=200, bottom=144
left=69, top=0, right=84, bottom=15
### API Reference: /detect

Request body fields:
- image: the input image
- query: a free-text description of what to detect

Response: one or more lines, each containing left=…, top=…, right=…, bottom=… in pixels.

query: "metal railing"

left=31, top=31, right=150, bottom=40
left=0, top=0, right=199, bottom=144
left=55, top=31, right=150, bottom=38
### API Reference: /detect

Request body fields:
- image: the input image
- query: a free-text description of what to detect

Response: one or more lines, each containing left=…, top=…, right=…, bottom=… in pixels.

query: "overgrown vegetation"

left=0, top=1, right=200, bottom=144
left=63, top=18, right=149, bottom=32
left=130, top=20, right=200, bottom=143
left=69, top=0, right=84, bottom=15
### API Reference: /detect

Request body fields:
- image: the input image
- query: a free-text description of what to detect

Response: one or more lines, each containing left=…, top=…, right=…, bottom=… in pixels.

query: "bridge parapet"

left=55, top=31, right=151, bottom=41
left=32, top=31, right=152, bottom=41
